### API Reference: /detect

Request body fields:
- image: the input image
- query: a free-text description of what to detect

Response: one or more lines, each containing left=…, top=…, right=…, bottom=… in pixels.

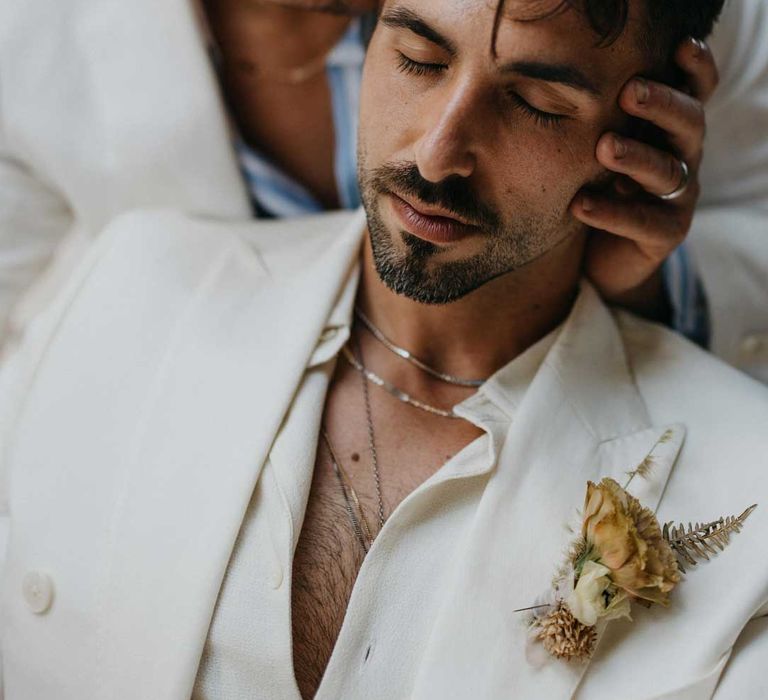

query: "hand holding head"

left=357, top=0, right=725, bottom=308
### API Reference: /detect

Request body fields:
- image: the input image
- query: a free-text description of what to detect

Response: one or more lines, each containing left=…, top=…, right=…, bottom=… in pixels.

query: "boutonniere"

left=521, top=429, right=757, bottom=663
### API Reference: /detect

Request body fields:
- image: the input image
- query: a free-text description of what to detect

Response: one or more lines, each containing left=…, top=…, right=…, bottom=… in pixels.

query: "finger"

left=675, top=37, right=719, bottom=103
left=613, top=175, right=642, bottom=197
left=571, top=193, right=688, bottom=252
left=596, top=133, right=696, bottom=199
left=619, top=78, right=705, bottom=161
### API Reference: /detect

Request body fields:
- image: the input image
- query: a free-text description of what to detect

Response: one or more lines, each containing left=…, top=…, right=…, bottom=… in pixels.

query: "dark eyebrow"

left=500, top=60, right=603, bottom=98
left=380, top=7, right=457, bottom=57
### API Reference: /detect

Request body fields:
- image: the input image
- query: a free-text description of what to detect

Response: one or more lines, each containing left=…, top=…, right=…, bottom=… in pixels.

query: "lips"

left=388, top=193, right=479, bottom=245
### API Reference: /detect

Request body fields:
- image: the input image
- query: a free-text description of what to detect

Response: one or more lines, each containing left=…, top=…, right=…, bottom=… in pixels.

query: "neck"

left=357, top=232, right=585, bottom=382
left=203, top=0, right=352, bottom=67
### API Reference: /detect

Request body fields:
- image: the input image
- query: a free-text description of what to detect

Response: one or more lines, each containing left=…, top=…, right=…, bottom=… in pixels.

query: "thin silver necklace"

left=355, top=307, right=485, bottom=388
left=357, top=338, right=387, bottom=533
left=321, top=428, right=373, bottom=554
left=321, top=339, right=387, bottom=556
left=342, top=345, right=458, bottom=419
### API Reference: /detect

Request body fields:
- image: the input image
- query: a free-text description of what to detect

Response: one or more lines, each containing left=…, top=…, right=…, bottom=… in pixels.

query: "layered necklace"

left=322, top=310, right=487, bottom=554
left=354, top=307, right=485, bottom=388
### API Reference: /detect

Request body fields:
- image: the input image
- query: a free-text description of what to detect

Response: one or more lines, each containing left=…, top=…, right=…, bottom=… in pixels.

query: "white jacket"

left=0, top=208, right=766, bottom=699
left=1, top=0, right=768, bottom=375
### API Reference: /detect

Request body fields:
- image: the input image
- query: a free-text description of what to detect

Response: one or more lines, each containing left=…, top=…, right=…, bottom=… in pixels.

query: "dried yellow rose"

left=582, top=478, right=680, bottom=606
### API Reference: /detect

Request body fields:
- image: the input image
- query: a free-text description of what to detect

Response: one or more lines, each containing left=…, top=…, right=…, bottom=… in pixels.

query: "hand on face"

left=572, top=37, right=719, bottom=320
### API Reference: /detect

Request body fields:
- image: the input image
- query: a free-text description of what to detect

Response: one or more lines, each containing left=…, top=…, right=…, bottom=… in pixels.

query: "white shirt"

left=192, top=272, right=558, bottom=699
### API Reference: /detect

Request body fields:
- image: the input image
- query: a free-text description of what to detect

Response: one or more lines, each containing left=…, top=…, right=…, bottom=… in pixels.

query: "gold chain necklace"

left=216, top=16, right=352, bottom=86
left=227, top=49, right=329, bottom=85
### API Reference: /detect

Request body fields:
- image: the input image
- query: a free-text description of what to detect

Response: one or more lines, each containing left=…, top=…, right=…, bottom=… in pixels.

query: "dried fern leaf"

left=624, top=428, right=677, bottom=489
left=664, top=504, right=757, bottom=572
left=625, top=456, right=653, bottom=481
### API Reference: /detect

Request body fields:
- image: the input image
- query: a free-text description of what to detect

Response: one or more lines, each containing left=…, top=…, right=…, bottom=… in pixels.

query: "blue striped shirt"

left=235, top=17, right=368, bottom=218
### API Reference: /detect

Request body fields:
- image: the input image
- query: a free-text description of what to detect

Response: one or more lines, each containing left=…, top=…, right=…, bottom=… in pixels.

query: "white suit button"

left=269, top=563, right=283, bottom=589
left=22, top=572, right=54, bottom=614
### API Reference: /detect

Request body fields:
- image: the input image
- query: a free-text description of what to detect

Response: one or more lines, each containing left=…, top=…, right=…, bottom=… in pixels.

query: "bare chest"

left=289, top=360, right=484, bottom=698
left=290, top=448, right=367, bottom=700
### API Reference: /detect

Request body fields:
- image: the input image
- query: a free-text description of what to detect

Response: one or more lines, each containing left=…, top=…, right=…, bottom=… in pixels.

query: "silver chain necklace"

left=326, top=335, right=464, bottom=555
left=322, top=339, right=388, bottom=556
left=355, top=307, right=485, bottom=388
left=358, top=339, right=387, bottom=533
left=321, top=428, right=374, bottom=554
left=341, top=345, right=458, bottom=419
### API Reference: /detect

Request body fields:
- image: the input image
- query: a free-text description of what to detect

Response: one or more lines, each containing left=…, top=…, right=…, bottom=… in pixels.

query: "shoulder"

left=0, top=207, right=363, bottom=461
left=21, top=207, right=364, bottom=358
left=618, top=311, right=768, bottom=432
left=618, top=311, right=768, bottom=549
left=91, top=207, right=364, bottom=278
left=0, top=206, right=364, bottom=405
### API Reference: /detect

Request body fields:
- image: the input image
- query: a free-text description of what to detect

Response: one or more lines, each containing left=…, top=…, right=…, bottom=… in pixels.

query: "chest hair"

left=291, top=449, right=367, bottom=700
left=290, top=357, right=483, bottom=698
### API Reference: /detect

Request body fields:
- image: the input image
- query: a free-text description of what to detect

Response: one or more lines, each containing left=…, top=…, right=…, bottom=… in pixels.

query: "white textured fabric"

left=0, top=210, right=767, bottom=699
left=192, top=283, right=557, bottom=699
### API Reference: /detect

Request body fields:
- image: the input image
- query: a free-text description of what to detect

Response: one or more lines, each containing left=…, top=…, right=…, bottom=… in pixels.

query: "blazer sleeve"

left=0, top=214, right=129, bottom=573
left=0, top=267, right=67, bottom=699
left=690, top=0, right=768, bottom=380
left=0, top=214, right=155, bottom=697
left=0, top=251, right=81, bottom=572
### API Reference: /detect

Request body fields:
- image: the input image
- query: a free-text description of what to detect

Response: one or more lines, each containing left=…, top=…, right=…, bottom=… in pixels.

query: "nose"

left=413, top=83, right=478, bottom=183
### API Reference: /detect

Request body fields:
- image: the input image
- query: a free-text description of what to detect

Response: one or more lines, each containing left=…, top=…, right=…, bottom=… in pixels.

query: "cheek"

left=358, top=50, right=434, bottom=164
left=491, top=126, right=604, bottom=219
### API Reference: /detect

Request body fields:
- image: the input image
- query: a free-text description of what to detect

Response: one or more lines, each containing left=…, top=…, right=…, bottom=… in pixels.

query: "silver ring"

left=658, top=160, right=690, bottom=201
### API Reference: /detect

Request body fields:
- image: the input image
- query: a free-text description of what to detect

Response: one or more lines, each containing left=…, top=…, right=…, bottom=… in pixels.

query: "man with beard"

left=2, top=0, right=768, bottom=384
left=0, top=1, right=767, bottom=699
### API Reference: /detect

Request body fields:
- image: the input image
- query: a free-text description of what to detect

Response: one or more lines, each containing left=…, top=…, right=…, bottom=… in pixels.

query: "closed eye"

left=396, top=52, right=448, bottom=77
left=506, top=90, right=568, bottom=129
left=396, top=51, right=567, bottom=130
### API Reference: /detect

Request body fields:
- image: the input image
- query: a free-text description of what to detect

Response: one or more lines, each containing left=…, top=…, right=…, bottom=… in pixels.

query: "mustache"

left=368, top=162, right=502, bottom=231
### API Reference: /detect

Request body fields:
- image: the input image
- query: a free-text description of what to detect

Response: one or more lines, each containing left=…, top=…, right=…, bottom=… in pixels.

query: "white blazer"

left=0, top=209, right=766, bottom=699
left=1, top=0, right=768, bottom=376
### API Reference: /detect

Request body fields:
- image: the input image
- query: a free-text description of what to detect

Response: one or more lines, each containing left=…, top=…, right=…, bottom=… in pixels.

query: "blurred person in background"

left=0, top=0, right=767, bottom=381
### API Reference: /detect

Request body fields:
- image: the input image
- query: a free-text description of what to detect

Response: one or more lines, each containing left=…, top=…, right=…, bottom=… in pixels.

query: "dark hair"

left=496, top=0, right=726, bottom=65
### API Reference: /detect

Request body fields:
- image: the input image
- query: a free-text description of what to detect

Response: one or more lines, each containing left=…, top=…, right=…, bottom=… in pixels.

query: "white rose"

left=566, top=561, right=612, bottom=626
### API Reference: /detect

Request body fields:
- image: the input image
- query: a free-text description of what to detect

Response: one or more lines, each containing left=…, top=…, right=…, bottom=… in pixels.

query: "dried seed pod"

left=535, top=601, right=597, bottom=662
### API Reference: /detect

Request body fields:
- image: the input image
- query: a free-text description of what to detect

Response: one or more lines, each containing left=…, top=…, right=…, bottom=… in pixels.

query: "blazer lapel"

left=410, top=285, right=685, bottom=700
left=95, top=211, right=364, bottom=699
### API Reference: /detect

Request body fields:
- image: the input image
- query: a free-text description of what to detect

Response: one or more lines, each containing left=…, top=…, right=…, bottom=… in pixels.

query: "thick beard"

left=360, top=165, right=545, bottom=305
left=365, top=200, right=504, bottom=304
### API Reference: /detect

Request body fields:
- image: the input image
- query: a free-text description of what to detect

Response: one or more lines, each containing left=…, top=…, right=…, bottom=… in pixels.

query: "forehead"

left=379, top=0, right=649, bottom=96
